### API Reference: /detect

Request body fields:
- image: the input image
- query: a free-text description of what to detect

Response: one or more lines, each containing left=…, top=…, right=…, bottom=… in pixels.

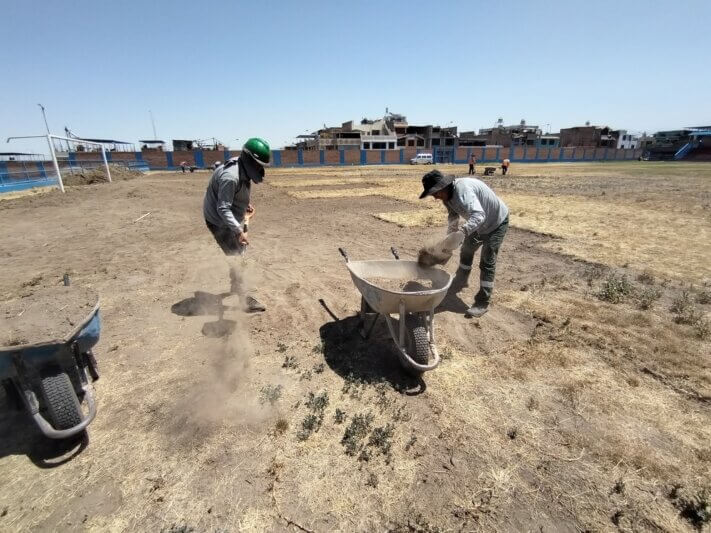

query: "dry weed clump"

left=259, top=384, right=283, bottom=406
left=342, top=411, right=375, bottom=456
left=671, top=290, right=709, bottom=337
left=636, top=286, right=662, bottom=310
left=694, top=317, right=710, bottom=340
left=597, top=273, right=634, bottom=304
left=296, top=390, right=329, bottom=441
left=637, top=270, right=656, bottom=285
left=696, top=289, right=711, bottom=305
left=668, top=485, right=711, bottom=531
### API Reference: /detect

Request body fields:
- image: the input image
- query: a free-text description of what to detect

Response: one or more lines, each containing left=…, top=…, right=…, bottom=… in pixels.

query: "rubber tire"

left=39, top=367, right=83, bottom=431
left=405, top=314, right=430, bottom=366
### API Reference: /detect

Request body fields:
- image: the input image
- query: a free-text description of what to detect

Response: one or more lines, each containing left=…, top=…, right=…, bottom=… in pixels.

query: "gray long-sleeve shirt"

left=203, top=159, right=251, bottom=233
left=446, top=177, right=508, bottom=236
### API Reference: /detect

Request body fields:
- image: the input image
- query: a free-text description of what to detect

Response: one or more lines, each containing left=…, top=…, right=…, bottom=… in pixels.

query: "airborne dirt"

left=0, top=165, right=709, bottom=532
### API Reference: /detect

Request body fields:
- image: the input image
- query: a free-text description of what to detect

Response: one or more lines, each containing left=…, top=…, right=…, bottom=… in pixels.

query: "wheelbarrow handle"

left=390, top=247, right=400, bottom=260
left=338, top=247, right=349, bottom=263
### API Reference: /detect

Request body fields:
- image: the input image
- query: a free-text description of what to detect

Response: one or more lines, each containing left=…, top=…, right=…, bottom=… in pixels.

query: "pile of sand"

left=1, top=285, right=98, bottom=347
left=366, top=277, right=434, bottom=293
left=62, top=166, right=141, bottom=186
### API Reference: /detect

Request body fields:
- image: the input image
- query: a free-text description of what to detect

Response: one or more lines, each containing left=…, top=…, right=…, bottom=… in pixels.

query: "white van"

left=410, top=153, right=433, bottom=165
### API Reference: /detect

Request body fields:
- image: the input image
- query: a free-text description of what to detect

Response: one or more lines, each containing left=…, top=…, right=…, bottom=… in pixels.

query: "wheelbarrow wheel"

left=405, top=313, right=430, bottom=366
left=39, top=366, right=83, bottom=431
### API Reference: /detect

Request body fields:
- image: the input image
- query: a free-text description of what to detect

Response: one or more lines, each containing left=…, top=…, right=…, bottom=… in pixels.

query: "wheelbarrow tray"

left=345, top=260, right=452, bottom=314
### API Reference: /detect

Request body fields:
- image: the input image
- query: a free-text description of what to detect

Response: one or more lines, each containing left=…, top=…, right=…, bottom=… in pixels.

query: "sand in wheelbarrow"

left=367, top=277, right=435, bottom=293
left=1, top=285, right=98, bottom=347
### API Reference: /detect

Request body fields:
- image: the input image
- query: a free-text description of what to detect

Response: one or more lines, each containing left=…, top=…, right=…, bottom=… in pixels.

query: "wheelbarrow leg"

left=357, top=296, right=379, bottom=339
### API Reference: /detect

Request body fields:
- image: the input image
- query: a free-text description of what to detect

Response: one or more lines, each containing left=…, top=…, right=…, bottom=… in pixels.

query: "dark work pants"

left=468, top=164, right=475, bottom=175
left=459, top=216, right=509, bottom=305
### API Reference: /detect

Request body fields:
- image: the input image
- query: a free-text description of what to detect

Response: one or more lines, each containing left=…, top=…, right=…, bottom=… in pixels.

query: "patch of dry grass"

left=270, top=163, right=711, bottom=282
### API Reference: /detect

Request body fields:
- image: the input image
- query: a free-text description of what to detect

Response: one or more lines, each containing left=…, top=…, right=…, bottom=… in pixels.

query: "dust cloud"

left=165, top=254, right=272, bottom=445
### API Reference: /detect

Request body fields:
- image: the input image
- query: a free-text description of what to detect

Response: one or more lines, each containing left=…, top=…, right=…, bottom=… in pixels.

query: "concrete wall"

left=1, top=145, right=648, bottom=193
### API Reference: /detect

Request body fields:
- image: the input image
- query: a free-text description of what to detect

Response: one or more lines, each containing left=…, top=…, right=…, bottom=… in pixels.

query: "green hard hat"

left=242, top=137, right=271, bottom=166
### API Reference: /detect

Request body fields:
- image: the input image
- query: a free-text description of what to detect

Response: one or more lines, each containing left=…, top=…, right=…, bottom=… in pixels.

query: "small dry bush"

left=672, top=291, right=701, bottom=325
left=668, top=486, right=711, bottom=531
left=696, top=289, right=711, bottom=305
left=598, top=274, right=634, bottom=304
left=671, top=291, right=694, bottom=316
left=694, top=317, right=710, bottom=340
left=637, top=286, right=662, bottom=310
left=637, top=270, right=656, bottom=285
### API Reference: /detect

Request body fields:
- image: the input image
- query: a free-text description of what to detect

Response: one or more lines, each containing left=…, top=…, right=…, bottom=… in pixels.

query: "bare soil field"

left=0, top=162, right=709, bottom=532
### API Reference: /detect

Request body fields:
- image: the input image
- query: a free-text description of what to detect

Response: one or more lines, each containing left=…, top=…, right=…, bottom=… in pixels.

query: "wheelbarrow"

left=1, top=286, right=101, bottom=440
left=339, top=247, right=452, bottom=374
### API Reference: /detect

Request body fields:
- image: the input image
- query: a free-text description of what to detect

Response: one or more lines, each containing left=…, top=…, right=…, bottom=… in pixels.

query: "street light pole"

left=38, top=104, right=51, bottom=135
left=149, top=110, right=158, bottom=140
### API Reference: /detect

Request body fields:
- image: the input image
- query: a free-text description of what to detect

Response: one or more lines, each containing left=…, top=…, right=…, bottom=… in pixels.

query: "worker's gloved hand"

left=442, top=230, right=465, bottom=251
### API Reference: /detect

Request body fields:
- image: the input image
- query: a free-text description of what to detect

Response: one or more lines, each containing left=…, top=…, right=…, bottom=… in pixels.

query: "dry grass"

left=270, top=162, right=711, bottom=282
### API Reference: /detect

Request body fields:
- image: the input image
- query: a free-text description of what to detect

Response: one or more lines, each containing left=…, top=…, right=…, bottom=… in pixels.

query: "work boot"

left=245, top=295, right=266, bottom=313
left=465, top=303, right=489, bottom=318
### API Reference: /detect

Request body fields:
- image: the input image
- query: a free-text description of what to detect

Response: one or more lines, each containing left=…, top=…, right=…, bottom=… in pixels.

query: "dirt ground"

left=0, top=163, right=709, bottom=532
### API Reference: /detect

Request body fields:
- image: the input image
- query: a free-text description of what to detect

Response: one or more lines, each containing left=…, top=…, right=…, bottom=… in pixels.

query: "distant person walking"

left=501, top=158, right=510, bottom=175
left=468, top=153, right=477, bottom=175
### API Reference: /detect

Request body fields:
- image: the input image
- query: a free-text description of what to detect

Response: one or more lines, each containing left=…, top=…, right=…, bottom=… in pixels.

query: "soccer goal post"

left=6, top=134, right=111, bottom=193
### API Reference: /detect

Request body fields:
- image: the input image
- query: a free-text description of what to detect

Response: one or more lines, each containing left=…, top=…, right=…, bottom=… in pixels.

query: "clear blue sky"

left=2, top=0, right=709, bottom=154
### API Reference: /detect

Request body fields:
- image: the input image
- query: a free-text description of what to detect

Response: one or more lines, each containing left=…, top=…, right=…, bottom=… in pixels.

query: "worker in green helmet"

left=203, top=137, right=271, bottom=312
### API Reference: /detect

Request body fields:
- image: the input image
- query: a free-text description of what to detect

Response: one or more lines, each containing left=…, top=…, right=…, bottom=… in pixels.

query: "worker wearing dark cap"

left=419, top=170, right=509, bottom=318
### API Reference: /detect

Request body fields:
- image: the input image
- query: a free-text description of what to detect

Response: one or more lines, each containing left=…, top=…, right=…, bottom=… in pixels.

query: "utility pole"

left=149, top=110, right=158, bottom=139
left=38, top=104, right=51, bottom=135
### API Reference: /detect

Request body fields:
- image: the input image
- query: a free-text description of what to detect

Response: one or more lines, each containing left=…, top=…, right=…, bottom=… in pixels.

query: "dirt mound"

left=1, top=285, right=98, bottom=346
left=367, top=276, right=435, bottom=292
left=62, top=166, right=141, bottom=186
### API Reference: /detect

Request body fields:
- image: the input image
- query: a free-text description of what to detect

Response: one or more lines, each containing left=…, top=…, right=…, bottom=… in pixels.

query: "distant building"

left=172, top=139, right=225, bottom=151
left=644, top=129, right=693, bottom=159
left=352, top=116, right=398, bottom=150
left=615, top=130, right=639, bottom=150
left=538, top=135, right=560, bottom=147
left=457, top=131, right=487, bottom=147
left=476, top=120, right=543, bottom=147
left=559, top=124, right=618, bottom=148
left=139, top=140, right=166, bottom=151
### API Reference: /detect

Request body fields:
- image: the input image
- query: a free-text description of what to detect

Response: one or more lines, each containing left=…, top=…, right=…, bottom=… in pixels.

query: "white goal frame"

left=6, top=134, right=111, bottom=193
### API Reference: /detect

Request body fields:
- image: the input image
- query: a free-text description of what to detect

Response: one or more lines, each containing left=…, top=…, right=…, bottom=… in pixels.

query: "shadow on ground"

left=319, top=309, right=426, bottom=395
left=435, top=271, right=471, bottom=315
left=0, top=394, right=89, bottom=468
left=171, top=291, right=237, bottom=337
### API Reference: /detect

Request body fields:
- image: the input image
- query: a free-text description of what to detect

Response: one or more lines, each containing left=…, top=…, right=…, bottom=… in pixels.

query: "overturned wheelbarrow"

left=1, top=283, right=101, bottom=440
left=339, top=247, right=452, bottom=374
